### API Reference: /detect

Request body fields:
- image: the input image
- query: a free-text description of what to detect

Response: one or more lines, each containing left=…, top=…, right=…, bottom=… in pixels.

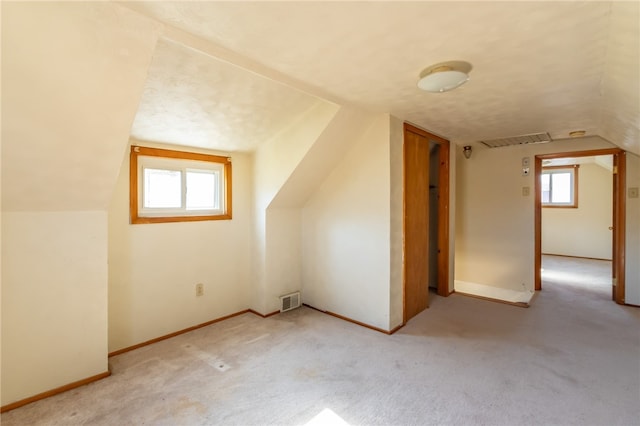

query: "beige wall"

left=251, top=102, right=339, bottom=314
left=389, top=116, right=404, bottom=329
left=455, top=136, right=639, bottom=303
left=2, top=212, right=108, bottom=404
left=542, top=162, right=612, bottom=260
left=108, top=142, right=252, bottom=352
left=0, top=2, right=160, bottom=406
left=302, top=114, right=392, bottom=330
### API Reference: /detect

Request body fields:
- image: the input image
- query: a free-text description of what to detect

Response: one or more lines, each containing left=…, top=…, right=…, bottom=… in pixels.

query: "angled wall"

left=250, top=102, right=339, bottom=314
left=1, top=2, right=160, bottom=405
left=301, top=114, right=394, bottom=330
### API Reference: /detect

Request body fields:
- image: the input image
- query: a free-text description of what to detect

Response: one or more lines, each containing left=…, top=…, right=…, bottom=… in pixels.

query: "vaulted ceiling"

left=126, top=1, right=639, bottom=154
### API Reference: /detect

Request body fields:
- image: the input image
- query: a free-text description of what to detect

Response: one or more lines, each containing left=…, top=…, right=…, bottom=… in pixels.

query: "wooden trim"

left=402, top=122, right=452, bottom=323
left=437, top=138, right=450, bottom=297
left=129, top=145, right=232, bottom=224
left=388, top=323, right=406, bottom=335
left=535, top=148, right=625, bottom=295
left=303, top=304, right=403, bottom=335
left=403, top=123, right=449, bottom=143
left=536, top=148, right=624, bottom=160
left=542, top=253, right=613, bottom=262
left=1, top=371, right=111, bottom=413
left=248, top=309, right=280, bottom=318
left=455, top=292, right=530, bottom=308
left=108, top=309, right=251, bottom=357
left=132, top=146, right=229, bottom=164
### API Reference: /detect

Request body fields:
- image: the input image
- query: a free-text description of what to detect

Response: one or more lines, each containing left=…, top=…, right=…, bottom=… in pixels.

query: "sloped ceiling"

left=130, top=38, right=324, bottom=152
left=123, top=1, right=639, bottom=155
left=1, top=2, right=161, bottom=211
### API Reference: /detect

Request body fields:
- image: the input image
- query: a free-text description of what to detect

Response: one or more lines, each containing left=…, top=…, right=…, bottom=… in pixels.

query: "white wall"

left=108, top=142, right=252, bottom=352
left=264, top=209, right=303, bottom=309
left=302, top=114, right=392, bottom=331
left=542, top=163, right=612, bottom=259
left=455, top=136, right=640, bottom=303
left=251, top=102, right=339, bottom=314
left=1, top=2, right=159, bottom=406
left=1, top=212, right=108, bottom=404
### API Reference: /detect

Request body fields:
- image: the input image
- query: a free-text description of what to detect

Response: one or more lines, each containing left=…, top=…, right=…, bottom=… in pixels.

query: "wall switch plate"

left=522, top=186, right=530, bottom=196
left=196, top=283, right=204, bottom=297
left=629, top=187, right=639, bottom=198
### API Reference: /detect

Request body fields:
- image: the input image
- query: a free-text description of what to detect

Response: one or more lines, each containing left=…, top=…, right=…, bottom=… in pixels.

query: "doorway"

left=403, top=123, right=450, bottom=323
left=535, top=148, right=626, bottom=304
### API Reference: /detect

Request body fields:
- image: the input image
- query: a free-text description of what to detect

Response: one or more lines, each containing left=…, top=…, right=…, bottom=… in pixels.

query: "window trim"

left=130, top=146, right=232, bottom=224
left=541, top=165, right=579, bottom=209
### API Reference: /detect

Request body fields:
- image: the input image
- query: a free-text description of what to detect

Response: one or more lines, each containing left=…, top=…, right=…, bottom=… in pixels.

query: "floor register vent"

left=280, top=291, right=301, bottom=312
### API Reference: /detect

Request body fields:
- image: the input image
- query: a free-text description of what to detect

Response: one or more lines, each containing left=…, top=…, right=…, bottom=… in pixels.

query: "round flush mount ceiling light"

left=418, top=60, right=473, bottom=93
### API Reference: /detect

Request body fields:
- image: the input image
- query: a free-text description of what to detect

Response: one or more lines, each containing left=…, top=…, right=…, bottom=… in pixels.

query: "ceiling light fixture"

left=463, top=145, right=473, bottom=159
left=418, top=60, right=472, bottom=93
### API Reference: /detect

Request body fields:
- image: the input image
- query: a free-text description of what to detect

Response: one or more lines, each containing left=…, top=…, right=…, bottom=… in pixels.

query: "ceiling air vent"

left=479, top=132, right=552, bottom=148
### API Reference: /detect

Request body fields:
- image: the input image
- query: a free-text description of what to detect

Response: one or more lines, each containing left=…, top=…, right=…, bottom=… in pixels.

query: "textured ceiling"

left=124, top=1, right=639, bottom=154
left=130, top=38, right=323, bottom=152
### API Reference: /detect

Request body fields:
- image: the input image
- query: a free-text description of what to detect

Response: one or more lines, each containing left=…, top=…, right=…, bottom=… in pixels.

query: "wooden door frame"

left=534, top=148, right=626, bottom=304
left=402, top=123, right=451, bottom=323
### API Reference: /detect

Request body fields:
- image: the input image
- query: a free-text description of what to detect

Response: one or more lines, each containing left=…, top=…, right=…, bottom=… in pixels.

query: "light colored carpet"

left=3, top=256, right=639, bottom=425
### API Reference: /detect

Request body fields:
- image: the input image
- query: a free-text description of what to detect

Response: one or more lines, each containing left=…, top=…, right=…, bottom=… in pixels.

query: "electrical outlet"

left=196, top=283, right=204, bottom=297
left=629, top=187, right=639, bottom=198
left=522, top=186, right=530, bottom=196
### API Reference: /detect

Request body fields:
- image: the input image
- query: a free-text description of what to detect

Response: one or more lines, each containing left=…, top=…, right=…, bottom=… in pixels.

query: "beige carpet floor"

left=2, top=256, right=639, bottom=425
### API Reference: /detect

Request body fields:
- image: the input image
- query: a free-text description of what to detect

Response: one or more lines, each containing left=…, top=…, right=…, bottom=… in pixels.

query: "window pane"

left=551, top=173, right=571, bottom=203
left=186, top=170, right=218, bottom=210
left=144, top=168, right=181, bottom=208
left=541, top=174, right=550, bottom=203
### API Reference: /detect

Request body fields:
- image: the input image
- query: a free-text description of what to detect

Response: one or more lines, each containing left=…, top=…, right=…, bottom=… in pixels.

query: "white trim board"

left=454, top=280, right=535, bottom=305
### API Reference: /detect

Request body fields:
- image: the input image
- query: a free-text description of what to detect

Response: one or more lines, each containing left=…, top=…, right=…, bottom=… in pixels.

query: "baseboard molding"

left=542, top=253, right=612, bottom=262
left=248, top=309, right=280, bottom=318
left=1, top=371, right=110, bottom=413
left=303, top=303, right=403, bottom=335
left=109, top=309, right=252, bottom=357
left=455, top=291, right=530, bottom=308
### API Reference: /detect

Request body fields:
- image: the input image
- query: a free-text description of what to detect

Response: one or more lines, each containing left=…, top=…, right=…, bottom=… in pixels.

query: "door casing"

left=403, top=123, right=451, bottom=323
left=534, top=148, right=626, bottom=303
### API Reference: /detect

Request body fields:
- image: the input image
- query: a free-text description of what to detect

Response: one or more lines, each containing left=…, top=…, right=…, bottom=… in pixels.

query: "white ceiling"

left=124, top=1, right=639, bottom=154
left=130, top=38, right=324, bottom=151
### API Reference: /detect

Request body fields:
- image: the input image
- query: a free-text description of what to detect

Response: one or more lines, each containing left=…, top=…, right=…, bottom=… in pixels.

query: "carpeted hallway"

left=2, top=256, right=639, bottom=425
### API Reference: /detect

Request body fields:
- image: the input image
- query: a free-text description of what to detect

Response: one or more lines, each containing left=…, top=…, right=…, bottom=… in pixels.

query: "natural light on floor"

left=304, top=408, right=351, bottom=426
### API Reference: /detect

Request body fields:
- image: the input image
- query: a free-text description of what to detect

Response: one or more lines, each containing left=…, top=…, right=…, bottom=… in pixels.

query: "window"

left=130, top=146, right=232, bottom=224
left=541, top=165, right=578, bottom=208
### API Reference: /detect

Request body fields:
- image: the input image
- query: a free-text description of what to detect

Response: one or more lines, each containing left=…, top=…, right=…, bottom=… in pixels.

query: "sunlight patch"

left=305, top=408, right=350, bottom=426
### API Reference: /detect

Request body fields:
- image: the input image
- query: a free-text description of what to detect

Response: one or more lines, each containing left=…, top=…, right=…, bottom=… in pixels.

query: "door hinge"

left=613, top=165, right=618, bottom=174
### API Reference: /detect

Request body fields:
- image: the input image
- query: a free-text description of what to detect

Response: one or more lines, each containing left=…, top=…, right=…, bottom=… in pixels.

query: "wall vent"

left=479, top=132, right=552, bottom=148
left=280, top=291, right=301, bottom=312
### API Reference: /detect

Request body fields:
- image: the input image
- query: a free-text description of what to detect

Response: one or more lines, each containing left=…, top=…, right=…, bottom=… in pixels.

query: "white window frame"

left=130, top=146, right=232, bottom=224
left=541, top=165, right=579, bottom=208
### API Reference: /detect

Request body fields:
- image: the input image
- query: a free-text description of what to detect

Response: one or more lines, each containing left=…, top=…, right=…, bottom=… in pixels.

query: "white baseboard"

left=454, top=280, right=534, bottom=305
